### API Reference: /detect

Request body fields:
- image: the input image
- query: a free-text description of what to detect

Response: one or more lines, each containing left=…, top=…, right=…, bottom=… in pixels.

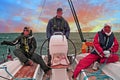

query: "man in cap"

left=46, top=8, right=70, bottom=39
left=72, top=23, right=119, bottom=80
left=1, top=27, right=51, bottom=76
left=46, top=8, right=70, bottom=66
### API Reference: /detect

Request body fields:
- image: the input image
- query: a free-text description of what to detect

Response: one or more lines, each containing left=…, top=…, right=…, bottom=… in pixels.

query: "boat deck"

left=11, top=63, right=37, bottom=80
left=5, top=53, right=117, bottom=80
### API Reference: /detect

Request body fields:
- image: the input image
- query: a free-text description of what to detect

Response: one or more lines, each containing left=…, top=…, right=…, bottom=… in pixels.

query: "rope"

left=0, top=66, right=36, bottom=80
left=0, top=76, right=10, bottom=80
left=4, top=66, right=15, bottom=79
left=0, top=65, right=15, bottom=79
left=0, top=66, right=11, bottom=80
left=14, top=78, right=36, bottom=80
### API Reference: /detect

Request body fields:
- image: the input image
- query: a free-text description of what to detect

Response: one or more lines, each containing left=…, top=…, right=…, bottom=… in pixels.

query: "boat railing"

left=0, top=46, right=14, bottom=64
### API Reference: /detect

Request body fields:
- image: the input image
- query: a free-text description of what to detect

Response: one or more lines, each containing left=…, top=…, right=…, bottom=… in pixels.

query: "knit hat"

left=103, top=23, right=112, bottom=36
left=104, top=23, right=111, bottom=28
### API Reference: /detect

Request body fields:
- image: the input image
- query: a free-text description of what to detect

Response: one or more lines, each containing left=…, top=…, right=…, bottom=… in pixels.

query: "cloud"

left=0, top=0, right=120, bottom=33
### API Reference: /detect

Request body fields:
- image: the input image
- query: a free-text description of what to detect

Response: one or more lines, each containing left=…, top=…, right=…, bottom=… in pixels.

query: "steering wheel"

left=40, top=37, right=77, bottom=65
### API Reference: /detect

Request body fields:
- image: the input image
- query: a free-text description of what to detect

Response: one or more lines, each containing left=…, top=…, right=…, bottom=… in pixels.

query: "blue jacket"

left=91, top=30, right=114, bottom=57
left=46, top=16, right=70, bottom=39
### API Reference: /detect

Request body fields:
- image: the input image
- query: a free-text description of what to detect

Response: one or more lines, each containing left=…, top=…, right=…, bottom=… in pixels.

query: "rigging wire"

left=35, top=0, right=46, bottom=28
left=39, top=0, right=46, bottom=18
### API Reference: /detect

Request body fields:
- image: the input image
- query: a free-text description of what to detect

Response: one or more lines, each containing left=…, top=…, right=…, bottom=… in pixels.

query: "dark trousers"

left=47, top=40, right=51, bottom=66
left=13, top=49, right=51, bottom=73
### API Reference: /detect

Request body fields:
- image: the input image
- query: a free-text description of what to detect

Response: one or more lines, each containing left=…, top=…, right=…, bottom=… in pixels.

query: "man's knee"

left=13, top=49, right=18, bottom=55
left=112, top=54, right=119, bottom=62
left=13, top=49, right=22, bottom=56
left=31, top=53, right=40, bottom=59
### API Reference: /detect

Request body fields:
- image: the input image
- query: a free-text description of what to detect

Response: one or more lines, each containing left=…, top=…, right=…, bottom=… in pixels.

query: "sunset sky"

left=0, top=0, right=120, bottom=33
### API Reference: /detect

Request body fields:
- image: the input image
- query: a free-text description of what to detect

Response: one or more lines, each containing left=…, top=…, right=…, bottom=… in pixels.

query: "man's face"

left=57, top=11, right=63, bottom=18
left=104, top=26, right=111, bottom=33
left=23, top=29, right=30, bottom=36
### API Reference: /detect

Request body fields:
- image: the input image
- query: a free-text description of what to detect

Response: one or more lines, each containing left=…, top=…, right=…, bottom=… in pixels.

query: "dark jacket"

left=46, top=16, right=70, bottom=39
left=91, top=30, right=119, bottom=57
left=1, top=32, right=37, bottom=55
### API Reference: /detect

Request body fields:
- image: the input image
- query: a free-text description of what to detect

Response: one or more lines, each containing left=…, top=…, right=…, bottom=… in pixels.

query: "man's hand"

left=103, top=50, right=111, bottom=57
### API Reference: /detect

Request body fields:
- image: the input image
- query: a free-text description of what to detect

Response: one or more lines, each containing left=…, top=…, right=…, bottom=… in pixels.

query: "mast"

left=67, top=0, right=86, bottom=42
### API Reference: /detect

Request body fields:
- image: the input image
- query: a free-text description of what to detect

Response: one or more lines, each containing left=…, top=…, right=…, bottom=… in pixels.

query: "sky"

left=0, top=0, right=120, bottom=33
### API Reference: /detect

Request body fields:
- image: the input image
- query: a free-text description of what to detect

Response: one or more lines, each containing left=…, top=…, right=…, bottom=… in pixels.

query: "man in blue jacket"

left=46, top=8, right=70, bottom=66
left=46, top=8, right=70, bottom=39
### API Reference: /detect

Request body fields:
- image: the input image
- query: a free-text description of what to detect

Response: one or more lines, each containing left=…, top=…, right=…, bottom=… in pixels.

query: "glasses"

left=24, top=29, right=29, bottom=32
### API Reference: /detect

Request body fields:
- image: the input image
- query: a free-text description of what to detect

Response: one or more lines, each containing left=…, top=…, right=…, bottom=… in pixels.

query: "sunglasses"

left=24, top=29, right=29, bottom=32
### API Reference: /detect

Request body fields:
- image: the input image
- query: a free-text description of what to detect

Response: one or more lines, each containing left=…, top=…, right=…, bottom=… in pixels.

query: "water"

left=0, top=32, right=120, bottom=62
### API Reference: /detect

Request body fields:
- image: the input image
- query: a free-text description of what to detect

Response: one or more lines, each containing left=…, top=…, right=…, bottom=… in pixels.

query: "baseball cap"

left=57, top=8, right=63, bottom=11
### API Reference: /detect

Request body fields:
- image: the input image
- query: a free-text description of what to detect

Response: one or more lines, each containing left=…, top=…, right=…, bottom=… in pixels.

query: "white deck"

left=0, top=58, right=22, bottom=80
left=75, top=53, right=120, bottom=80
left=0, top=53, right=120, bottom=80
left=102, top=61, right=120, bottom=80
left=0, top=58, right=43, bottom=80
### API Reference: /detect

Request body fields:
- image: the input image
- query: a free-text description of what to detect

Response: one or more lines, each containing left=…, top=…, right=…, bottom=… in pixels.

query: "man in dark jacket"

left=46, top=8, right=70, bottom=39
left=1, top=27, right=51, bottom=75
left=46, top=8, right=70, bottom=66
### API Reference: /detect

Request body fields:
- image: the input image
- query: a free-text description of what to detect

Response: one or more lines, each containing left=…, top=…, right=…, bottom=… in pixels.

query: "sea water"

left=0, top=32, right=120, bottom=62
